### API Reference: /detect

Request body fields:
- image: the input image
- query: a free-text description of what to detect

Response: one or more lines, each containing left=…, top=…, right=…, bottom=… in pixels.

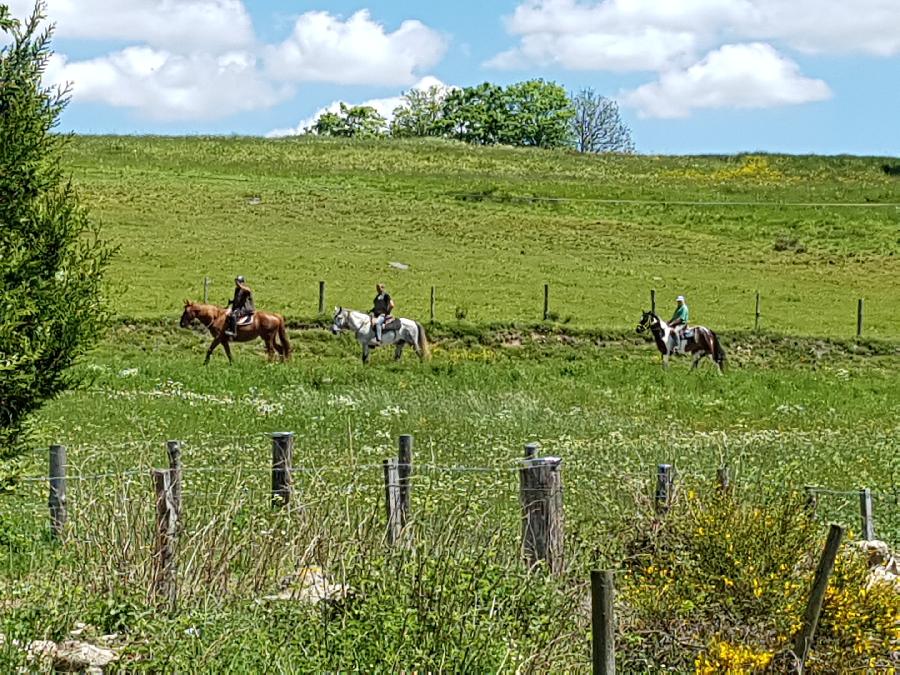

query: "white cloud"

left=265, top=10, right=447, bottom=86
left=267, top=76, right=449, bottom=137
left=622, top=43, right=832, bottom=118
left=46, top=48, right=291, bottom=121
left=489, top=0, right=900, bottom=72
left=487, top=27, right=698, bottom=72
left=7, top=0, right=254, bottom=52
left=2, top=2, right=450, bottom=122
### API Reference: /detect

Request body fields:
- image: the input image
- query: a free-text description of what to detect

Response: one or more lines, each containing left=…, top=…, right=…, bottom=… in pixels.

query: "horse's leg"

left=394, top=343, right=404, bottom=361
left=362, top=344, right=370, bottom=365
left=264, top=334, right=275, bottom=361
left=204, top=335, right=223, bottom=365
left=662, top=352, right=670, bottom=369
left=222, top=339, right=234, bottom=364
left=691, top=351, right=702, bottom=370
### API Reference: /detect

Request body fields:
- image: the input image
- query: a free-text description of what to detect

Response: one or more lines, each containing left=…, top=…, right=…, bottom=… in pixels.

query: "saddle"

left=383, top=316, right=402, bottom=332
left=236, top=313, right=254, bottom=326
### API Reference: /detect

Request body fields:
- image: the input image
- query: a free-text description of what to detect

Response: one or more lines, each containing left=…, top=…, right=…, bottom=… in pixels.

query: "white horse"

left=331, top=307, right=430, bottom=364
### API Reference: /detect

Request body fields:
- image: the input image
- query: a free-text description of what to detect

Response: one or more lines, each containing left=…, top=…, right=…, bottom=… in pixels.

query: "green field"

left=65, top=136, right=900, bottom=336
left=2, top=137, right=899, bottom=671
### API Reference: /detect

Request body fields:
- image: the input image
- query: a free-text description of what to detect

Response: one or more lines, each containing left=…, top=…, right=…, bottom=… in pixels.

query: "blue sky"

left=7, top=0, right=900, bottom=155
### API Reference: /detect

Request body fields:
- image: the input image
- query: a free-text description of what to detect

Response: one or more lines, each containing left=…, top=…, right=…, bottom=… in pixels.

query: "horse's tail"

left=711, top=330, right=726, bottom=371
left=277, top=316, right=292, bottom=360
left=415, top=321, right=430, bottom=360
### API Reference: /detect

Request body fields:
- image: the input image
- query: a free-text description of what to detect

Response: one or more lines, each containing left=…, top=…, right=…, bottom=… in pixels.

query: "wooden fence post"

left=655, top=464, right=674, bottom=514
left=383, top=458, right=402, bottom=545
left=591, top=570, right=616, bottom=674
left=166, top=440, right=182, bottom=523
left=792, top=524, right=844, bottom=672
left=543, top=284, right=550, bottom=321
left=803, top=486, right=818, bottom=518
left=48, top=444, right=67, bottom=538
left=520, top=450, right=564, bottom=574
left=430, top=286, right=436, bottom=324
left=151, top=468, right=178, bottom=611
left=716, top=465, right=730, bottom=494
left=318, top=281, right=326, bottom=316
left=397, top=434, right=413, bottom=528
left=524, top=442, right=539, bottom=460
left=271, top=432, right=294, bottom=508
left=856, top=298, right=863, bottom=337
left=859, top=488, right=874, bottom=540
left=755, top=291, right=761, bottom=331
left=203, top=276, right=210, bottom=304
left=650, top=288, right=656, bottom=315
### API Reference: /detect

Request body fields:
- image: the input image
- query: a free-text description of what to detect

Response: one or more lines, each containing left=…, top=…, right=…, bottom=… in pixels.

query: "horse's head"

left=179, top=300, right=197, bottom=328
left=636, top=310, right=656, bottom=334
left=331, top=306, right=347, bottom=335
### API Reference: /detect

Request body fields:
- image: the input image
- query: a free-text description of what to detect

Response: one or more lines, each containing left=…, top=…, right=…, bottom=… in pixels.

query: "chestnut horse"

left=636, top=311, right=725, bottom=372
left=179, top=300, right=291, bottom=365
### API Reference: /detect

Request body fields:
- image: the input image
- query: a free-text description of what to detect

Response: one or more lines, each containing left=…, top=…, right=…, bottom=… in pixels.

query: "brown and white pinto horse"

left=636, top=311, right=725, bottom=372
left=179, top=300, right=291, bottom=365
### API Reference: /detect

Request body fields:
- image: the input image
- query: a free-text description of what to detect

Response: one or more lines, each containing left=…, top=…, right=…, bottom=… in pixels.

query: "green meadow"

left=65, top=136, right=900, bottom=336
left=1, top=137, right=898, bottom=670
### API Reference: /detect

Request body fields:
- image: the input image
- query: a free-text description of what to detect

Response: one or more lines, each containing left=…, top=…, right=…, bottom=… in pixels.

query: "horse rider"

left=225, top=275, right=255, bottom=336
left=370, top=282, right=395, bottom=345
left=669, top=295, right=689, bottom=339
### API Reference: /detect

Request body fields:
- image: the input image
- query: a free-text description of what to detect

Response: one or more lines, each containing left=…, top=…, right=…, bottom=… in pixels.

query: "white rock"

left=389, top=261, right=409, bottom=270
left=53, top=640, right=118, bottom=670
left=263, top=566, right=349, bottom=604
left=855, top=539, right=891, bottom=567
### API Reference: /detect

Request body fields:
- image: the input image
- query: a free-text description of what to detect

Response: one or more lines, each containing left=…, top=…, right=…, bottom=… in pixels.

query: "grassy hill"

left=64, top=136, right=900, bottom=337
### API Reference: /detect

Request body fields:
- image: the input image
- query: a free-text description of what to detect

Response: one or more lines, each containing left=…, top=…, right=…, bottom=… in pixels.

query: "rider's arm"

left=388, top=298, right=395, bottom=312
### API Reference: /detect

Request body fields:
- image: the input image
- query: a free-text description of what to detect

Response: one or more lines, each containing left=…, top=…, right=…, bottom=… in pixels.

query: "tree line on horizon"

left=308, top=80, right=635, bottom=154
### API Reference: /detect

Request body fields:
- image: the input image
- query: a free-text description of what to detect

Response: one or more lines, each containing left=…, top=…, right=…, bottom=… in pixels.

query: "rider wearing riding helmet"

left=225, top=275, right=255, bottom=336
left=670, top=295, right=689, bottom=333
left=370, top=282, right=395, bottom=345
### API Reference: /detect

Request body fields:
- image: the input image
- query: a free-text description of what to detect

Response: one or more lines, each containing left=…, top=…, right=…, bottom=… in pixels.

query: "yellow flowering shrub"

left=617, top=485, right=899, bottom=671
left=695, top=641, right=773, bottom=674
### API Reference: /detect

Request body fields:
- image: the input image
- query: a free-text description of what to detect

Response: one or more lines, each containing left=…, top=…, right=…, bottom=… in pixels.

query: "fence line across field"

left=198, top=276, right=881, bottom=337
left=31, top=436, right=887, bottom=674
left=35, top=437, right=896, bottom=547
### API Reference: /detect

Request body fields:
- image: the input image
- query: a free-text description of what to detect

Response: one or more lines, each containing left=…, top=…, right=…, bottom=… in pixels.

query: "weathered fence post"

left=543, top=284, right=550, bottom=321
left=520, top=445, right=564, bottom=574
left=271, top=432, right=294, bottom=508
left=859, top=488, right=874, bottom=540
left=430, top=286, right=436, bottom=324
left=397, top=434, right=413, bottom=528
left=716, top=465, right=730, bottom=494
left=591, top=570, right=616, bottom=675
left=524, top=442, right=539, bottom=460
left=792, top=523, right=844, bottom=672
left=48, top=444, right=67, bottom=538
left=655, top=464, right=674, bottom=514
left=755, top=291, right=761, bottom=331
left=151, top=468, right=178, bottom=611
left=803, top=486, right=818, bottom=518
left=856, top=298, right=863, bottom=337
left=318, top=281, right=326, bottom=316
left=166, top=440, right=182, bottom=523
left=203, top=276, right=210, bottom=304
left=382, top=458, right=402, bottom=545
left=650, top=288, right=656, bottom=315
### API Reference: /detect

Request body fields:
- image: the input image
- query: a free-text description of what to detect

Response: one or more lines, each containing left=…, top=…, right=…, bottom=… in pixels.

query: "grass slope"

left=64, top=136, right=900, bottom=337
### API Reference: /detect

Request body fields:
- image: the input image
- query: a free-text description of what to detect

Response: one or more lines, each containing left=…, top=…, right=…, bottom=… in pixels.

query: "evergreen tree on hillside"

left=0, top=2, right=112, bottom=464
